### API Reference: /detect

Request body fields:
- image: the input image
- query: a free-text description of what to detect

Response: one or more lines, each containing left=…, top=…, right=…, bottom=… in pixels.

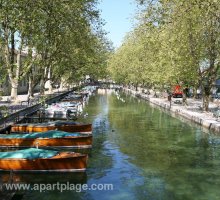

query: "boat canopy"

left=0, top=148, right=58, bottom=159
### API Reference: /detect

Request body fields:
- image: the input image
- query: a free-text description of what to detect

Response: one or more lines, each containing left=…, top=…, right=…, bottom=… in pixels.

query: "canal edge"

left=123, top=88, right=220, bottom=134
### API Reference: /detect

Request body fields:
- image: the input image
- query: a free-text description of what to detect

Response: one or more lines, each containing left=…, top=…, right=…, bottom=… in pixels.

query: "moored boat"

left=43, top=103, right=81, bottom=116
left=0, top=130, right=92, bottom=148
left=11, top=121, right=92, bottom=133
left=0, top=148, right=88, bottom=172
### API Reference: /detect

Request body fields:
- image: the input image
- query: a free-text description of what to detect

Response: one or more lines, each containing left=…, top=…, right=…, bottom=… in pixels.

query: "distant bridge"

left=95, top=81, right=122, bottom=89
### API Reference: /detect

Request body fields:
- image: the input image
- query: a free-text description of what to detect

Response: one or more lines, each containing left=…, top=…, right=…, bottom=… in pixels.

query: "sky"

left=98, top=0, right=137, bottom=48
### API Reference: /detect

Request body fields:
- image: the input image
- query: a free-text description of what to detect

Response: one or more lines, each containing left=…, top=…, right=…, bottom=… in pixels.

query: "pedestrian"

left=167, top=90, right=172, bottom=108
left=196, top=88, right=201, bottom=99
left=185, top=87, right=189, bottom=97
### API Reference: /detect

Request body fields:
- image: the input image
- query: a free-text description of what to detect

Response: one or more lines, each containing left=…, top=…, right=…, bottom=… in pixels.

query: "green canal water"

left=1, top=90, right=220, bottom=200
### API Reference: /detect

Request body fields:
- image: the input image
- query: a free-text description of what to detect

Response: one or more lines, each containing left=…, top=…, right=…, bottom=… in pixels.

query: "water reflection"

left=0, top=172, right=87, bottom=184
left=106, top=92, right=220, bottom=200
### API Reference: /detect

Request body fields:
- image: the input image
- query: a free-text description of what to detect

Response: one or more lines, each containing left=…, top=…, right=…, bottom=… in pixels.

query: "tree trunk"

left=59, top=77, right=66, bottom=91
left=182, top=90, right=188, bottom=106
left=193, top=87, right=197, bottom=99
left=10, top=47, right=22, bottom=100
left=48, top=81, right=53, bottom=94
left=40, top=64, right=51, bottom=95
left=202, top=85, right=211, bottom=112
left=27, top=74, right=34, bottom=98
left=10, top=82, right=18, bottom=100
left=39, top=77, right=45, bottom=95
left=39, top=52, right=48, bottom=95
left=59, top=82, right=63, bottom=90
left=202, top=94, right=209, bottom=111
left=47, top=67, right=53, bottom=94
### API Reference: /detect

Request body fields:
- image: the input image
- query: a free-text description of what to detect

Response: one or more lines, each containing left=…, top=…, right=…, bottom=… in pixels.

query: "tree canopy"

left=0, top=0, right=111, bottom=98
left=108, top=0, right=220, bottom=111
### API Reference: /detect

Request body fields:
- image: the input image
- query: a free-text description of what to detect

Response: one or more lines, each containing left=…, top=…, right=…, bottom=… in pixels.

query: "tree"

left=109, top=0, right=220, bottom=111
left=0, top=0, right=110, bottom=99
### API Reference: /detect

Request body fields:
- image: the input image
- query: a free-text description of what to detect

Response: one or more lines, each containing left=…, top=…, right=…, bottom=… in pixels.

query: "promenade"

left=124, top=87, right=220, bottom=134
left=0, top=88, right=68, bottom=117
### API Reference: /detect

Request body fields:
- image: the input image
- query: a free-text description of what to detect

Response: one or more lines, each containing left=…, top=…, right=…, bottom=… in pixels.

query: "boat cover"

left=0, top=148, right=58, bottom=159
left=0, top=130, right=81, bottom=139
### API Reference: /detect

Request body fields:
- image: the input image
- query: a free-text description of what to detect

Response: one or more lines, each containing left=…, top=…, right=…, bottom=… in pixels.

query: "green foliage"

left=0, top=0, right=111, bottom=97
left=0, top=105, right=9, bottom=117
left=108, top=0, right=220, bottom=110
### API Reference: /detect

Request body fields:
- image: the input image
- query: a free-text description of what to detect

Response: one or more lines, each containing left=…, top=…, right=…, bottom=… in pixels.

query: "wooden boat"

left=11, top=121, right=92, bottom=133
left=0, top=130, right=92, bottom=148
left=0, top=148, right=88, bottom=172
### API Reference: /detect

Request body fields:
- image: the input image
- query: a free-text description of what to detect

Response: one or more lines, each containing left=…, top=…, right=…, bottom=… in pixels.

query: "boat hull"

left=0, top=152, right=88, bottom=172
left=11, top=124, right=92, bottom=133
left=0, top=135, right=92, bottom=148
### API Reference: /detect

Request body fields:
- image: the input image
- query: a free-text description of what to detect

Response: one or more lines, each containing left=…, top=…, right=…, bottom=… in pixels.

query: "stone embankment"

left=124, top=88, right=220, bottom=134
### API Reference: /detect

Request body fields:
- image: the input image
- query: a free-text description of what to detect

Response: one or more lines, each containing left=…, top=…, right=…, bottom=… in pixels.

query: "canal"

left=2, top=89, right=220, bottom=200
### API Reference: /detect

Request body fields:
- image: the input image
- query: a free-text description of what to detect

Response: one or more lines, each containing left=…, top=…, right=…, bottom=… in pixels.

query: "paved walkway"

left=0, top=89, right=68, bottom=116
left=124, top=88, right=220, bottom=134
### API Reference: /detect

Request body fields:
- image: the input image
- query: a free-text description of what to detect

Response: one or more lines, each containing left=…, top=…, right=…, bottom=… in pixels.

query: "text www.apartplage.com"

left=0, top=182, right=114, bottom=192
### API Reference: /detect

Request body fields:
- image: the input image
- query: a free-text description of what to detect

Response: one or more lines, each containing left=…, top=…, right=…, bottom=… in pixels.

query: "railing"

left=0, top=90, right=73, bottom=132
